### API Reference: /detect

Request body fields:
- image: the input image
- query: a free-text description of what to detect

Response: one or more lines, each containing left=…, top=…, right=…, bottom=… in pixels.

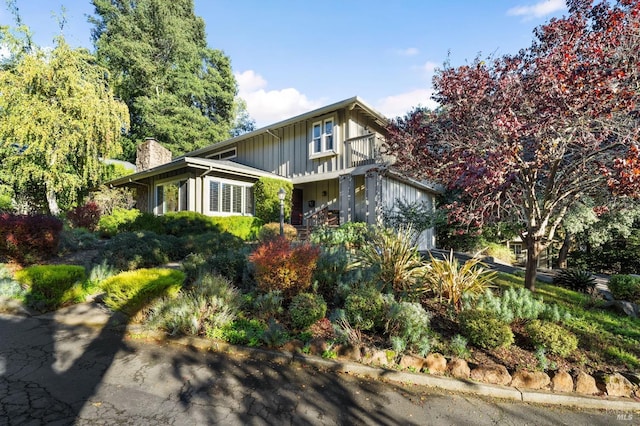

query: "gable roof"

left=178, top=96, right=387, bottom=160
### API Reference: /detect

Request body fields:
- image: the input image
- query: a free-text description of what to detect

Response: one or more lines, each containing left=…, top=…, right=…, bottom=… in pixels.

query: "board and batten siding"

left=381, top=176, right=437, bottom=250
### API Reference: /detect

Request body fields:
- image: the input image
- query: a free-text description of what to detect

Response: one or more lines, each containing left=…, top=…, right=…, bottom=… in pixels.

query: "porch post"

left=339, top=174, right=352, bottom=224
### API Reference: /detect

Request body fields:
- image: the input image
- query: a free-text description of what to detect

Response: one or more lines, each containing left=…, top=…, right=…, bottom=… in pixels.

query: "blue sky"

left=3, top=0, right=568, bottom=127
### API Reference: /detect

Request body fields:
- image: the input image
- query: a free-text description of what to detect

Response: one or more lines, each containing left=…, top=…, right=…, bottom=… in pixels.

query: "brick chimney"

left=136, top=138, right=172, bottom=172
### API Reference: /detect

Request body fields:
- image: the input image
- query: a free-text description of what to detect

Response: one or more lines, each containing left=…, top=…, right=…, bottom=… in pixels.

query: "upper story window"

left=207, top=147, right=237, bottom=160
left=312, top=118, right=335, bottom=154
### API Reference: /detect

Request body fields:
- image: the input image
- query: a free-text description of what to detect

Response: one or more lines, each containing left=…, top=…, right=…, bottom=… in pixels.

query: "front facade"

left=108, top=97, right=438, bottom=249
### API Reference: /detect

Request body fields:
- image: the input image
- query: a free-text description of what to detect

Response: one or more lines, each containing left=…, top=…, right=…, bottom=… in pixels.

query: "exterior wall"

left=380, top=176, right=437, bottom=250
left=136, top=138, right=172, bottom=172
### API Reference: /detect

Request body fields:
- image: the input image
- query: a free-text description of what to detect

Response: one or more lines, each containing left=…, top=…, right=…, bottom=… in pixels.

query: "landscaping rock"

left=424, top=353, right=447, bottom=375
left=575, top=371, right=600, bottom=395
left=281, top=339, right=304, bottom=354
left=602, top=300, right=639, bottom=318
left=470, top=364, right=512, bottom=386
left=604, top=372, right=635, bottom=398
left=364, top=350, right=391, bottom=367
left=511, top=370, right=550, bottom=390
left=447, top=358, right=471, bottom=379
left=335, top=344, right=362, bottom=361
left=551, top=371, right=574, bottom=393
left=399, top=354, right=425, bottom=371
left=307, top=338, right=328, bottom=356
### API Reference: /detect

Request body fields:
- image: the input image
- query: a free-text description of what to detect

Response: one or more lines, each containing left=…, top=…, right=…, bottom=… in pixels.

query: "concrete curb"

left=125, top=324, right=640, bottom=412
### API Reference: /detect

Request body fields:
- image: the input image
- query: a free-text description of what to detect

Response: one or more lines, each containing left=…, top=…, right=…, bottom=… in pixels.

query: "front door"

left=291, top=188, right=303, bottom=225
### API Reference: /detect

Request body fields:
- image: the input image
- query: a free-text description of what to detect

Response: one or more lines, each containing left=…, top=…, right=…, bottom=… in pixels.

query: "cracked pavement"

left=0, top=311, right=630, bottom=425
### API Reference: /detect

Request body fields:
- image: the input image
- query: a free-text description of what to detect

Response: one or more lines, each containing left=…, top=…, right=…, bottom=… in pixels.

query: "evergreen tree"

left=90, top=0, right=238, bottom=159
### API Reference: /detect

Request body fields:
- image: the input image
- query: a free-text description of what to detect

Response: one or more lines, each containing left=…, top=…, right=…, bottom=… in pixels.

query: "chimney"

left=136, top=138, right=172, bottom=172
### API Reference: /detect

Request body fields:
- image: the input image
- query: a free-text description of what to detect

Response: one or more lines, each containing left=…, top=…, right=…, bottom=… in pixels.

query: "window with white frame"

left=312, top=118, right=334, bottom=154
left=156, top=180, right=187, bottom=214
left=208, top=178, right=253, bottom=215
left=206, top=147, right=237, bottom=160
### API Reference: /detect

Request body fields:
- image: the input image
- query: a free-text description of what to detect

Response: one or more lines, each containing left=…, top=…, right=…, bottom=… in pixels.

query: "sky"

left=2, top=0, right=569, bottom=127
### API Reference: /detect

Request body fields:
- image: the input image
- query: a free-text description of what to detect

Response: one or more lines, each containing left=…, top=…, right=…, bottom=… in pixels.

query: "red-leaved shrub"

left=249, top=237, right=320, bottom=300
left=0, top=213, right=63, bottom=264
left=66, top=201, right=101, bottom=232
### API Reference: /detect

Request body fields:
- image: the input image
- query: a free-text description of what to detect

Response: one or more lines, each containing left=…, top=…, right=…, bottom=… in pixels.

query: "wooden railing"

left=344, top=134, right=382, bottom=168
left=301, top=206, right=339, bottom=238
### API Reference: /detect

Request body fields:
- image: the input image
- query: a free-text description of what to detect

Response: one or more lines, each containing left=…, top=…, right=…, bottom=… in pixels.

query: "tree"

left=0, top=30, right=129, bottom=215
left=384, top=0, right=640, bottom=291
left=90, top=0, right=239, bottom=159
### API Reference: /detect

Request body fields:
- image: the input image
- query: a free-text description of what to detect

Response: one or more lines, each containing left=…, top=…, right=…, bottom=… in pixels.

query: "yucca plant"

left=419, top=250, right=495, bottom=311
left=348, top=226, right=428, bottom=298
left=552, top=268, right=596, bottom=293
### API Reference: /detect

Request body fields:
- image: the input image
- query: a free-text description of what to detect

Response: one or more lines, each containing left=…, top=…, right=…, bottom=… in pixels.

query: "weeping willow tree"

left=0, top=29, right=129, bottom=214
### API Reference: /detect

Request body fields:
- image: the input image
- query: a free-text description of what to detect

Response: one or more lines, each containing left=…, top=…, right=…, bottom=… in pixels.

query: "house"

left=107, top=97, right=439, bottom=249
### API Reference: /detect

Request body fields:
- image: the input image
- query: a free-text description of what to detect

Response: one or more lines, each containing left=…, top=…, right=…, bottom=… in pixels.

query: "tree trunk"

left=524, top=238, right=542, bottom=292
left=557, top=232, right=571, bottom=269
left=46, top=187, right=60, bottom=216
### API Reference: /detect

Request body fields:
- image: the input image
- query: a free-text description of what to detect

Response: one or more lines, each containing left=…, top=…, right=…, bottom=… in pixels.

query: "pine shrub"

left=101, top=231, right=182, bottom=270
left=525, top=320, right=578, bottom=357
left=253, top=290, right=285, bottom=320
left=385, top=295, right=432, bottom=356
left=344, top=285, right=385, bottom=331
left=288, top=292, right=327, bottom=329
left=459, top=309, right=514, bottom=349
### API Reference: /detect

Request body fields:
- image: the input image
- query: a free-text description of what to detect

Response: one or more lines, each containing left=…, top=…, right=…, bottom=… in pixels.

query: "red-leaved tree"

left=385, top=0, right=640, bottom=290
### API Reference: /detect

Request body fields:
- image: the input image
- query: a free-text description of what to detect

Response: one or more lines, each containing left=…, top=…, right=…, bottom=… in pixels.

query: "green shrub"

left=449, top=334, right=471, bottom=359
left=160, top=211, right=221, bottom=236
left=258, top=222, right=298, bottom=242
left=217, top=318, right=266, bottom=346
left=525, top=320, right=578, bottom=357
left=253, top=290, right=285, bottom=320
left=0, top=264, right=26, bottom=300
left=385, top=295, right=432, bottom=356
left=288, top=293, right=327, bottom=329
left=312, top=246, right=352, bottom=305
left=97, top=208, right=141, bottom=237
left=483, top=243, right=516, bottom=265
left=101, top=268, right=185, bottom=317
left=249, top=238, right=321, bottom=300
left=15, top=265, right=86, bottom=311
left=207, top=216, right=263, bottom=240
left=101, top=231, right=182, bottom=270
left=420, top=250, right=495, bottom=310
left=147, top=273, right=240, bottom=336
left=344, top=285, right=385, bottom=331
left=58, top=227, right=101, bottom=255
left=459, top=309, right=514, bottom=349
left=553, top=268, right=596, bottom=293
left=310, top=222, right=371, bottom=249
left=463, top=288, right=570, bottom=324
left=349, top=226, right=428, bottom=297
left=261, top=318, right=291, bottom=347
left=608, top=275, right=640, bottom=304
left=253, top=178, right=292, bottom=223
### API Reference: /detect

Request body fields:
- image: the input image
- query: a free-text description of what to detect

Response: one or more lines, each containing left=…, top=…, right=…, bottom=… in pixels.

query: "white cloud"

left=0, top=45, right=10, bottom=60
left=396, top=47, right=419, bottom=56
left=236, top=70, right=325, bottom=127
left=375, top=89, right=438, bottom=120
left=507, top=0, right=567, bottom=20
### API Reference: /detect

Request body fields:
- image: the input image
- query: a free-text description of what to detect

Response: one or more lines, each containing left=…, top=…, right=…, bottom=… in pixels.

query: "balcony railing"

left=344, top=134, right=382, bottom=168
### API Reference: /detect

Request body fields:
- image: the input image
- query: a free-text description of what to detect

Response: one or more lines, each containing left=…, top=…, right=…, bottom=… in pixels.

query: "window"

left=156, top=180, right=187, bottom=214
left=208, top=178, right=253, bottom=215
left=207, top=147, right=237, bottom=160
left=312, top=118, right=335, bottom=154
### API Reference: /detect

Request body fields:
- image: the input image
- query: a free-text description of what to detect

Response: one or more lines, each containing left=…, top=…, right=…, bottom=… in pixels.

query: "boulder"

left=447, top=358, right=471, bottom=379
left=575, top=371, right=600, bottom=395
left=604, top=372, right=635, bottom=398
left=364, top=350, right=391, bottom=367
left=511, top=370, right=551, bottom=390
left=281, top=339, right=304, bottom=353
left=470, top=364, right=512, bottom=386
left=424, top=353, right=448, bottom=375
left=399, top=354, right=425, bottom=371
left=335, top=344, right=363, bottom=361
left=551, top=371, right=574, bottom=393
left=307, top=338, right=328, bottom=356
left=602, top=300, right=639, bottom=318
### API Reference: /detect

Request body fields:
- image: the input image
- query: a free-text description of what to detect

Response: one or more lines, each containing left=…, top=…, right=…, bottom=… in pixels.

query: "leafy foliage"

left=0, top=35, right=128, bottom=214
left=420, top=251, right=495, bottom=311
left=525, top=320, right=578, bottom=357
left=216, top=318, right=266, bottom=347
left=608, top=275, right=640, bottom=304
left=288, top=293, right=327, bottom=330
left=0, top=214, right=63, bottom=265
left=147, top=273, right=240, bottom=336
left=91, top=0, right=237, bottom=159
left=458, top=309, right=514, bottom=349
left=258, top=222, right=298, bottom=243
left=349, top=226, right=428, bottom=297
left=249, top=238, right=320, bottom=300
left=553, top=269, right=596, bottom=293
left=310, top=222, right=371, bottom=250
left=101, top=231, right=182, bottom=270
left=101, top=268, right=185, bottom=317
left=344, top=285, right=385, bottom=331
left=383, top=199, right=436, bottom=244
left=384, top=0, right=640, bottom=290
left=66, top=202, right=101, bottom=232
left=252, top=290, right=285, bottom=321
left=252, top=178, right=292, bottom=223
left=15, top=265, right=87, bottom=311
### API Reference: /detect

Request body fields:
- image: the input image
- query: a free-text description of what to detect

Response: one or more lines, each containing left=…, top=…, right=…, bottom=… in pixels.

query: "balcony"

left=344, top=134, right=383, bottom=168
